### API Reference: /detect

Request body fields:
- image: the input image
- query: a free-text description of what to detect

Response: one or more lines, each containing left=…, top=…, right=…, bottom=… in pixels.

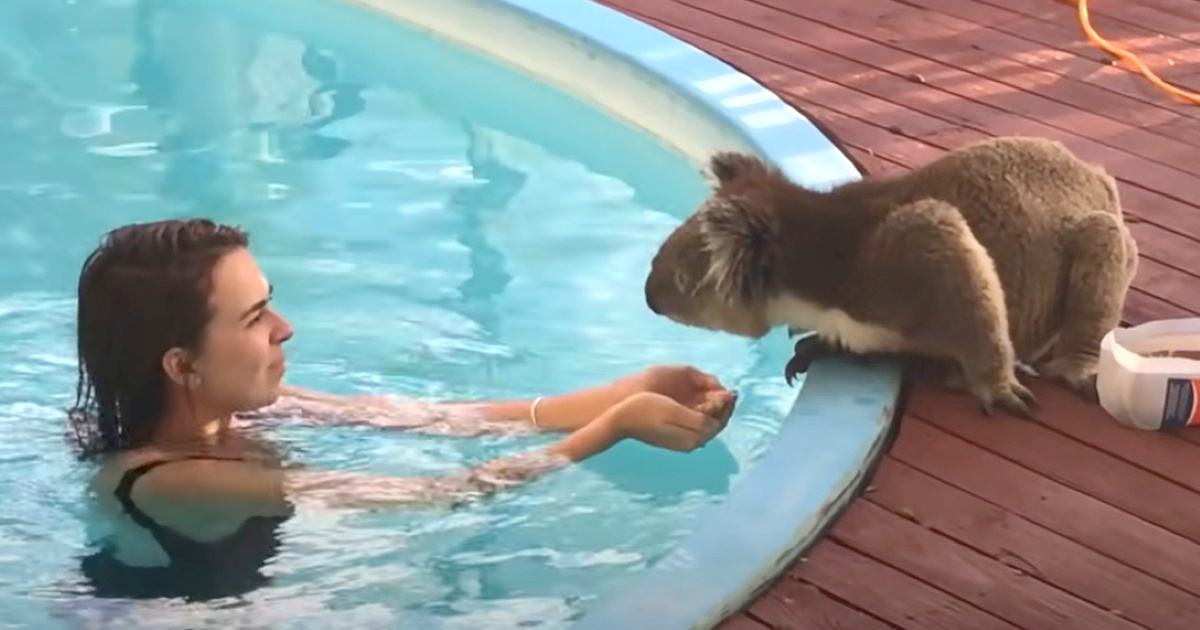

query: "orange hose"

left=1063, top=0, right=1200, bottom=106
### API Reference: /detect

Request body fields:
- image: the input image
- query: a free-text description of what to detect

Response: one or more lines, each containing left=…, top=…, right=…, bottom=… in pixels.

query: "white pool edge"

left=340, top=0, right=904, bottom=627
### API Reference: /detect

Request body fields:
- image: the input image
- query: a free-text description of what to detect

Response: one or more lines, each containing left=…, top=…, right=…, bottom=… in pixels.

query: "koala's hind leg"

left=858, top=200, right=1037, bottom=419
left=1039, top=212, right=1135, bottom=402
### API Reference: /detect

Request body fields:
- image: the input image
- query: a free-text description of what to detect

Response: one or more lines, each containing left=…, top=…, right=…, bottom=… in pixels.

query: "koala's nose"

left=645, top=285, right=662, bottom=314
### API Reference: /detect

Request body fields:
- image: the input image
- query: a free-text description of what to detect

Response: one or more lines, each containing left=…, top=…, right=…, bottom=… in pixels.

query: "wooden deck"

left=599, top=1, right=1200, bottom=627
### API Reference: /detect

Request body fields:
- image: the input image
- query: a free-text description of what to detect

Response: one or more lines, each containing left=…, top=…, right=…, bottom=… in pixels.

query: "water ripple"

left=85, top=142, right=158, bottom=158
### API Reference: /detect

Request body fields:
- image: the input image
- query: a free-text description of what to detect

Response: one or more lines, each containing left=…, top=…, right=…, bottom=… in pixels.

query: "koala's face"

left=644, top=211, right=773, bottom=339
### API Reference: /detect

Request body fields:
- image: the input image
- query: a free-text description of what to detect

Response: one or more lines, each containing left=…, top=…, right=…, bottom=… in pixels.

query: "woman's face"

left=190, top=247, right=293, bottom=414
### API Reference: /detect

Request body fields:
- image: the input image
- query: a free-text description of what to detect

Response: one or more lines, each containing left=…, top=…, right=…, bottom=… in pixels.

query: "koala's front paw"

left=785, top=335, right=838, bottom=386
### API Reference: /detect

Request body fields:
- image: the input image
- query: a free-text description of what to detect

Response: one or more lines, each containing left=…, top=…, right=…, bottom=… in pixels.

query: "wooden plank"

left=908, top=383, right=1200, bottom=543
left=980, top=0, right=1200, bottom=47
left=1135, top=257, right=1200, bottom=313
left=613, top=0, right=1200, bottom=243
left=1177, top=431, right=1200, bottom=447
left=622, top=7, right=984, bottom=139
left=830, top=500, right=1139, bottom=629
left=886, top=0, right=1200, bottom=121
left=843, top=144, right=907, bottom=176
left=1130, top=0, right=1200, bottom=23
left=1108, top=186, right=1200, bottom=249
left=792, top=541, right=1019, bottom=629
left=986, top=4, right=1200, bottom=95
left=1119, top=0, right=1200, bottom=23
left=673, top=0, right=1200, bottom=198
left=999, top=379, right=1200, bottom=494
left=1146, top=112, right=1200, bottom=149
left=626, top=15, right=1003, bottom=174
left=1124, top=287, right=1195, bottom=324
left=972, top=0, right=1200, bottom=64
left=1128, top=221, right=1200, bottom=280
left=793, top=101, right=960, bottom=169
left=751, top=0, right=1185, bottom=131
left=890, top=416, right=1200, bottom=595
left=950, top=0, right=1200, bottom=117
left=866, top=457, right=1200, bottom=630
left=716, top=613, right=772, bottom=630
left=748, top=580, right=895, bottom=630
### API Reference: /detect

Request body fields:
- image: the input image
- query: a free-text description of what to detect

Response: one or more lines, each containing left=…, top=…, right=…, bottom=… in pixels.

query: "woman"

left=71, top=218, right=735, bottom=601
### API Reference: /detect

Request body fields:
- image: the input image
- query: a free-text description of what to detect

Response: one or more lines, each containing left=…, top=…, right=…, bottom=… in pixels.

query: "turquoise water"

left=0, top=0, right=801, bottom=627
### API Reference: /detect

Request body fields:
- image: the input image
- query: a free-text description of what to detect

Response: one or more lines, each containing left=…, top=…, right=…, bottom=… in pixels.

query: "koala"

left=643, top=136, right=1138, bottom=419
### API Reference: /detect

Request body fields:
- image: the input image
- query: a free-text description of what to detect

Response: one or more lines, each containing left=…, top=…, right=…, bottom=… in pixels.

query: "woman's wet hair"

left=68, top=218, right=249, bottom=458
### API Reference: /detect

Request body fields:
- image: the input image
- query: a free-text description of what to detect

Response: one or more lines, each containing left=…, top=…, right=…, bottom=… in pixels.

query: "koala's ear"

left=698, top=197, right=774, bottom=305
left=708, top=151, right=773, bottom=186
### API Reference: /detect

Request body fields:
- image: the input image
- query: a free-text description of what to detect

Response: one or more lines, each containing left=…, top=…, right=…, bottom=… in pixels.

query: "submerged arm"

left=285, top=412, right=624, bottom=509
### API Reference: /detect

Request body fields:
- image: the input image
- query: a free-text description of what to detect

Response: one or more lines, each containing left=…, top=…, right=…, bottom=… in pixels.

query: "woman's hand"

left=603, top=389, right=737, bottom=452
left=617, top=365, right=729, bottom=410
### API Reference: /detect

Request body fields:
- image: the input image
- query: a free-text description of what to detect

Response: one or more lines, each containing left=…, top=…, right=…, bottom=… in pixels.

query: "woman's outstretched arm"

left=249, top=366, right=728, bottom=437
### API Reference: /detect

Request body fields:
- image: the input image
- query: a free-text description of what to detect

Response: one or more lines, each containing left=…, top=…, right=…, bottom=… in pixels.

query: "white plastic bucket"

left=1097, top=318, right=1200, bottom=431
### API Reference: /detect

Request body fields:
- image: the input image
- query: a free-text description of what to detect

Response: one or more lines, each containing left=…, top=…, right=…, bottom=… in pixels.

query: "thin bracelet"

left=530, top=396, right=544, bottom=428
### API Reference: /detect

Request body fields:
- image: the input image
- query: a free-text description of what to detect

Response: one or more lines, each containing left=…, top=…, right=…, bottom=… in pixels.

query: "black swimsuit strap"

left=113, top=455, right=247, bottom=542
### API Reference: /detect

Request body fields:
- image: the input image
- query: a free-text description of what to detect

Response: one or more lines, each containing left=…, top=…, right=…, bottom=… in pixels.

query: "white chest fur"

left=766, top=295, right=909, bottom=353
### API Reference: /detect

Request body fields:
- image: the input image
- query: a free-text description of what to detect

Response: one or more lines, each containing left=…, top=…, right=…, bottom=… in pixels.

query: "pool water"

left=0, top=0, right=802, bottom=627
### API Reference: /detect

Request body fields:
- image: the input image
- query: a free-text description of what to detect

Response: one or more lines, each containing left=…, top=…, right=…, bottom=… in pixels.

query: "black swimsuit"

left=79, top=455, right=292, bottom=602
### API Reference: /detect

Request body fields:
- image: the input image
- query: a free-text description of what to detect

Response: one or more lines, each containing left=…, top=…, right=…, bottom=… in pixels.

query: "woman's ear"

left=162, top=347, right=196, bottom=388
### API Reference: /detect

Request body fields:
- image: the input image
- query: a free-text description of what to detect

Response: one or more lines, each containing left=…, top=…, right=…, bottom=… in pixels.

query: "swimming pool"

left=0, top=0, right=900, bottom=627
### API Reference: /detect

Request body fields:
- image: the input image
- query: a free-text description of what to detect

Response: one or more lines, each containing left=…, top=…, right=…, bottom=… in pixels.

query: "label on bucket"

left=1162, top=378, right=1200, bottom=429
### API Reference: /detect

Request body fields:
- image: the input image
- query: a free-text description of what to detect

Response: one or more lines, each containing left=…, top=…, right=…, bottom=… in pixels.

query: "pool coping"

left=340, top=0, right=905, bottom=627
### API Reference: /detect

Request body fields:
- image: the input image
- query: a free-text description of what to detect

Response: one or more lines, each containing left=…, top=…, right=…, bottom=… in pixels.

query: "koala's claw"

left=784, top=354, right=808, bottom=386
left=975, top=380, right=1040, bottom=421
left=784, top=335, right=836, bottom=386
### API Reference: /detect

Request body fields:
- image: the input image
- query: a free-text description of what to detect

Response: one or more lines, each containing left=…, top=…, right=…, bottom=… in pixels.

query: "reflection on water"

left=0, top=0, right=800, bottom=627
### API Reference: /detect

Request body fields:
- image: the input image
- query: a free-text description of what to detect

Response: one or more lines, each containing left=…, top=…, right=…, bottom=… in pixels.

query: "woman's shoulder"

left=87, top=448, right=290, bottom=548
left=90, top=447, right=172, bottom=495
left=92, top=446, right=292, bottom=537
left=91, top=446, right=277, bottom=505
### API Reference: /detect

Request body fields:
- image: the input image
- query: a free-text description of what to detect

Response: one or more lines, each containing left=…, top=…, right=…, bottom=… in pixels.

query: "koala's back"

left=902, top=136, right=1119, bottom=229
left=877, top=136, right=1123, bottom=358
